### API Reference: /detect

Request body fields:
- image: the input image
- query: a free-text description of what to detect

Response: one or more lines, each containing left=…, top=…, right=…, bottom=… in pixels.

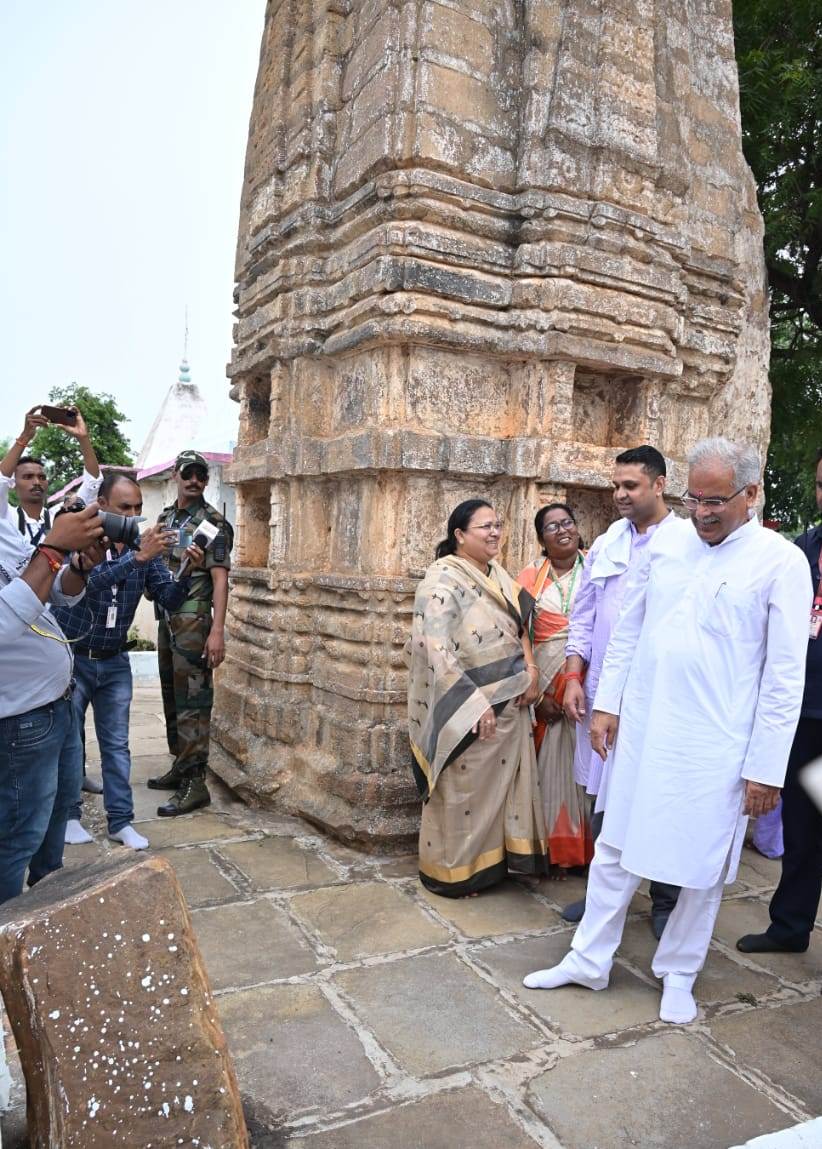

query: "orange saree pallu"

left=518, top=556, right=593, bottom=870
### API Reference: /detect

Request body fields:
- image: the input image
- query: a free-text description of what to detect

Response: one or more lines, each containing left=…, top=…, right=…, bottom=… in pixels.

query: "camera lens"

left=99, top=511, right=143, bottom=547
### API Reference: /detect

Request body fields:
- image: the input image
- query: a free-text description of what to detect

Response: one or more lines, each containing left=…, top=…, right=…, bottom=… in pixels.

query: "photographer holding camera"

left=0, top=502, right=104, bottom=904
left=1, top=405, right=102, bottom=541
left=54, top=474, right=204, bottom=851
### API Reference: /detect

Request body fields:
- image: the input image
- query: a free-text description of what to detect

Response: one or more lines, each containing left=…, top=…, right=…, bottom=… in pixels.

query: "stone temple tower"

left=212, top=0, right=770, bottom=846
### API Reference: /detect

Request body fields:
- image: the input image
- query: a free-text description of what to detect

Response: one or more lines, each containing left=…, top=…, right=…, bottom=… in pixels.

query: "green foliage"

left=734, top=0, right=822, bottom=527
left=128, top=627, right=156, bottom=652
left=28, top=384, right=133, bottom=496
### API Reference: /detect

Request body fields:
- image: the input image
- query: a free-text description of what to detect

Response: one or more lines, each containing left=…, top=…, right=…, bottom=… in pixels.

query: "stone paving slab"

left=710, top=999, right=822, bottom=1116
left=336, top=951, right=543, bottom=1076
left=527, top=1030, right=792, bottom=1149
left=736, top=851, right=784, bottom=888
left=218, top=837, right=340, bottom=892
left=617, top=915, right=778, bottom=1006
left=156, top=847, right=243, bottom=907
left=713, top=900, right=822, bottom=983
left=419, top=879, right=562, bottom=937
left=290, top=881, right=450, bottom=961
left=218, top=983, right=381, bottom=1119
left=473, top=932, right=662, bottom=1038
left=286, top=1085, right=543, bottom=1148
left=192, top=899, right=320, bottom=990
left=138, top=811, right=248, bottom=849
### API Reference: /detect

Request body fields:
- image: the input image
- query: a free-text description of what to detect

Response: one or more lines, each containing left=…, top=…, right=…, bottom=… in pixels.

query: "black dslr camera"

left=60, top=498, right=144, bottom=548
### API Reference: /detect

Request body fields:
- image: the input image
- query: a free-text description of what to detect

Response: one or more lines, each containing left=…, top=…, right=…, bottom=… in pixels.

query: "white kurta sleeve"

left=591, top=551, right=651, bottom=716
left=741, top=552, right=813, bottom=787
left=76, top=469, right=102, bottom=505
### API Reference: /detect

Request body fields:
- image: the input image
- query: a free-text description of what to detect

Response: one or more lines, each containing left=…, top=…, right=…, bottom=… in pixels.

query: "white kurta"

left=593, top=516, right=812, bottom=890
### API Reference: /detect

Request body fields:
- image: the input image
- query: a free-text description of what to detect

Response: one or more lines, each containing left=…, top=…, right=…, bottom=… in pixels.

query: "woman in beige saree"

left=408, top=500, right=546, bottom=897
left=518, top=503, right=592, bottom=873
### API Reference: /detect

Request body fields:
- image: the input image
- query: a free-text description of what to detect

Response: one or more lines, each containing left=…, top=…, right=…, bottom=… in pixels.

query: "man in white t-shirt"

left=1, top=406, right=102, bottom=544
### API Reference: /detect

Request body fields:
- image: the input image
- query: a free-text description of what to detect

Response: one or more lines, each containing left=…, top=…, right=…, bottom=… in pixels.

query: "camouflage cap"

left=174, top=450, right=209, bottom=473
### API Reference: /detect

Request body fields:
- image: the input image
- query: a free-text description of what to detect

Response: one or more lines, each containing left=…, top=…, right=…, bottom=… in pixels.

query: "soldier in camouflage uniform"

left=147, top=451, right=233, bottom=816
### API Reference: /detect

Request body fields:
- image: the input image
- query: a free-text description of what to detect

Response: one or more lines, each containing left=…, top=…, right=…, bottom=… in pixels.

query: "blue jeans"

left=70, top=654, right=135, bottom=834
left=0, top=696, right=83, bottom=904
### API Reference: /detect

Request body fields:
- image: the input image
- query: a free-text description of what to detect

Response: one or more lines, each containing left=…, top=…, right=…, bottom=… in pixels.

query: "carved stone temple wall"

left=211, top=0, right=770, bottom=847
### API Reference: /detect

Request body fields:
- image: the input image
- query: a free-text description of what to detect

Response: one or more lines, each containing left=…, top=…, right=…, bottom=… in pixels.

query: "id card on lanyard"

left=106, top=548, right=118, bottom=628
left=810, top=545, right=822, bottom=640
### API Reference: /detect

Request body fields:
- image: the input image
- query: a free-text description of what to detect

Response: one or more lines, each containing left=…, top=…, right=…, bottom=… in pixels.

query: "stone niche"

left=212, top=0, right=770, bottom=848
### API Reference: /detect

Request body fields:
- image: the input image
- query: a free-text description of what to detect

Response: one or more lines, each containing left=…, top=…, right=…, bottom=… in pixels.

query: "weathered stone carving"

left=0, top=856, right=249, bottom=1148
left=213, top=0, right=769, bottom=847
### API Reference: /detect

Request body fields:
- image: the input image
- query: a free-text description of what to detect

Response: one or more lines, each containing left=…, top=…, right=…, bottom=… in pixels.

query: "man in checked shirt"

left=54, top=474, right=203, bottom=850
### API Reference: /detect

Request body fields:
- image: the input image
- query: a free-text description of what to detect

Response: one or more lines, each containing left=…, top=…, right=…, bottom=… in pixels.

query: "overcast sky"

left=0, top=1, right=265, bottom=457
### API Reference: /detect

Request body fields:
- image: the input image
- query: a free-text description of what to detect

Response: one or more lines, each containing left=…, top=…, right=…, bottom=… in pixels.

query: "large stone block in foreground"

left=215, top=0, right=770, bottom=847
left=0, top=855, right=249, bottom=1148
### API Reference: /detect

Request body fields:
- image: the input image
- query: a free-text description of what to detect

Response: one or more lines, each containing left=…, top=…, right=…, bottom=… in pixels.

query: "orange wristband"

left=35, top=546, right=63, bottom=574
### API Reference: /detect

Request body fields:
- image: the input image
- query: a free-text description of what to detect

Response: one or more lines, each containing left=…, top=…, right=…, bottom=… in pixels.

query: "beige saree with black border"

left=407, top=556, right=548, bottom=897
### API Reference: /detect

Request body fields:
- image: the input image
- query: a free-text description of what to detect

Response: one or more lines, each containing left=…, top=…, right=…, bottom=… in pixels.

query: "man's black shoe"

left=156, top=775, right=211, bottom=817
left=561, top=897, right=586, bottom=924
left=147, top=765, right=187, bottom=791
left=736, top=932, right=808, bottom=954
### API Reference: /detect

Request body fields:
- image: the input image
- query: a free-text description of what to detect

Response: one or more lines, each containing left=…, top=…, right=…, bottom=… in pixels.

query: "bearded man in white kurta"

left=524, top=438, right=812, bottom=1025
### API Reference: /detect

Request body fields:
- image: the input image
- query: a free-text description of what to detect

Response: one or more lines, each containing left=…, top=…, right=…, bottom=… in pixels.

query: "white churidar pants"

left=560, top=838, right=726, bottom=989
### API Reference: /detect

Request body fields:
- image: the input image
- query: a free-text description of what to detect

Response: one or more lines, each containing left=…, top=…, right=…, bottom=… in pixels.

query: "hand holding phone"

left=40, top=404, right=78, bottom=426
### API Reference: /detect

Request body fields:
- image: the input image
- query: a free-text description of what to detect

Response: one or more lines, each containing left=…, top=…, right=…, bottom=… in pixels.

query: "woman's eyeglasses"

left=542, top=518, right=576, bottom=535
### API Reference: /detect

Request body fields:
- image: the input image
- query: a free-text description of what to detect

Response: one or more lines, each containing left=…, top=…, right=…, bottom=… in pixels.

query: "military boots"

left=147, top=761, right=188, bottom=791
left=156, top=768, right=211, bottom=818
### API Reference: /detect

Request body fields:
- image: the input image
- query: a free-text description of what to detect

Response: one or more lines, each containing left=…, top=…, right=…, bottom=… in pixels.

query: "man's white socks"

left=659, top=975, right=697, bottom=1024
left=65, top=819, right=94, bottom=845
left=523, top=961, right=608, bottom=991
left=109, top=825, right=149, bottom=851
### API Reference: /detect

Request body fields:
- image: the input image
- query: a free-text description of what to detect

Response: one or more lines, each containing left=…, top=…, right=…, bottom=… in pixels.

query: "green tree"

left=734, top=0, right=822, bottom=528
left=28, top=384, right=133, bottom=495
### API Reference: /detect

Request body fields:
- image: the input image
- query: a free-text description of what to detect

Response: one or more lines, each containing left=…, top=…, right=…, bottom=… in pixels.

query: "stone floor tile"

left=218, top=983, right=380, bottom=1116
left=218, top=836, right=339, bottom=891
left=419, top=879, right=560, bottom=938
left=336, top=951, right=541, bottom=1075
left=291, top=881, right=449, bottom=961
left=528, top=1031, right=789, bottom=1149
left=473, top=932, right=660, bottom=1037
left=136, top=811, right=246, bottom=849
left=617, top=916, right=776, bottom=1005
left=157, top=847, right=241, bottom=907
left=285, top=1086, right=541, bottom=1148
left=710, top=998, right=822, bottom=1115
left=376, top=854, right=421, bottom=879
left=736, top=847, right=784, bottom=888
left=713, top=900, right=822, bottom=982
left=129, top=752, right=175, bottom=781
left=536, top=872, right=589, bottom=910
left=191, top=899, right=319, bottom=989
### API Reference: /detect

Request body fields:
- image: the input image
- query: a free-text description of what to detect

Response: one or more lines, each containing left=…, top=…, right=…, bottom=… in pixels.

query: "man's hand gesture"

left=59, top=407, right=90, bottom=441
left=20, top=406, right=49, bottom=444
left=133, top=525, right=176, bottom=563
left=589, top=710, right=619, bottom=762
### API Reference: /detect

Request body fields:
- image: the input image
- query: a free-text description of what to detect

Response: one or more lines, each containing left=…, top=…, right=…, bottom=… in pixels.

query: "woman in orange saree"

left=518, top=504, right=593, bottom=874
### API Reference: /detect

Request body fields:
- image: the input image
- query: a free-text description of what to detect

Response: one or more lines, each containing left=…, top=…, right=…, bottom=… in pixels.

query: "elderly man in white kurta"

left=524, top=438, right=812, bottom=1025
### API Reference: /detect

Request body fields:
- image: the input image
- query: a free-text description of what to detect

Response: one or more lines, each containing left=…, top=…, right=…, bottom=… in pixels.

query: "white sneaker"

left=65, top=819, right=94, bottom=845
left=109, top=825, right=149, bottom=850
